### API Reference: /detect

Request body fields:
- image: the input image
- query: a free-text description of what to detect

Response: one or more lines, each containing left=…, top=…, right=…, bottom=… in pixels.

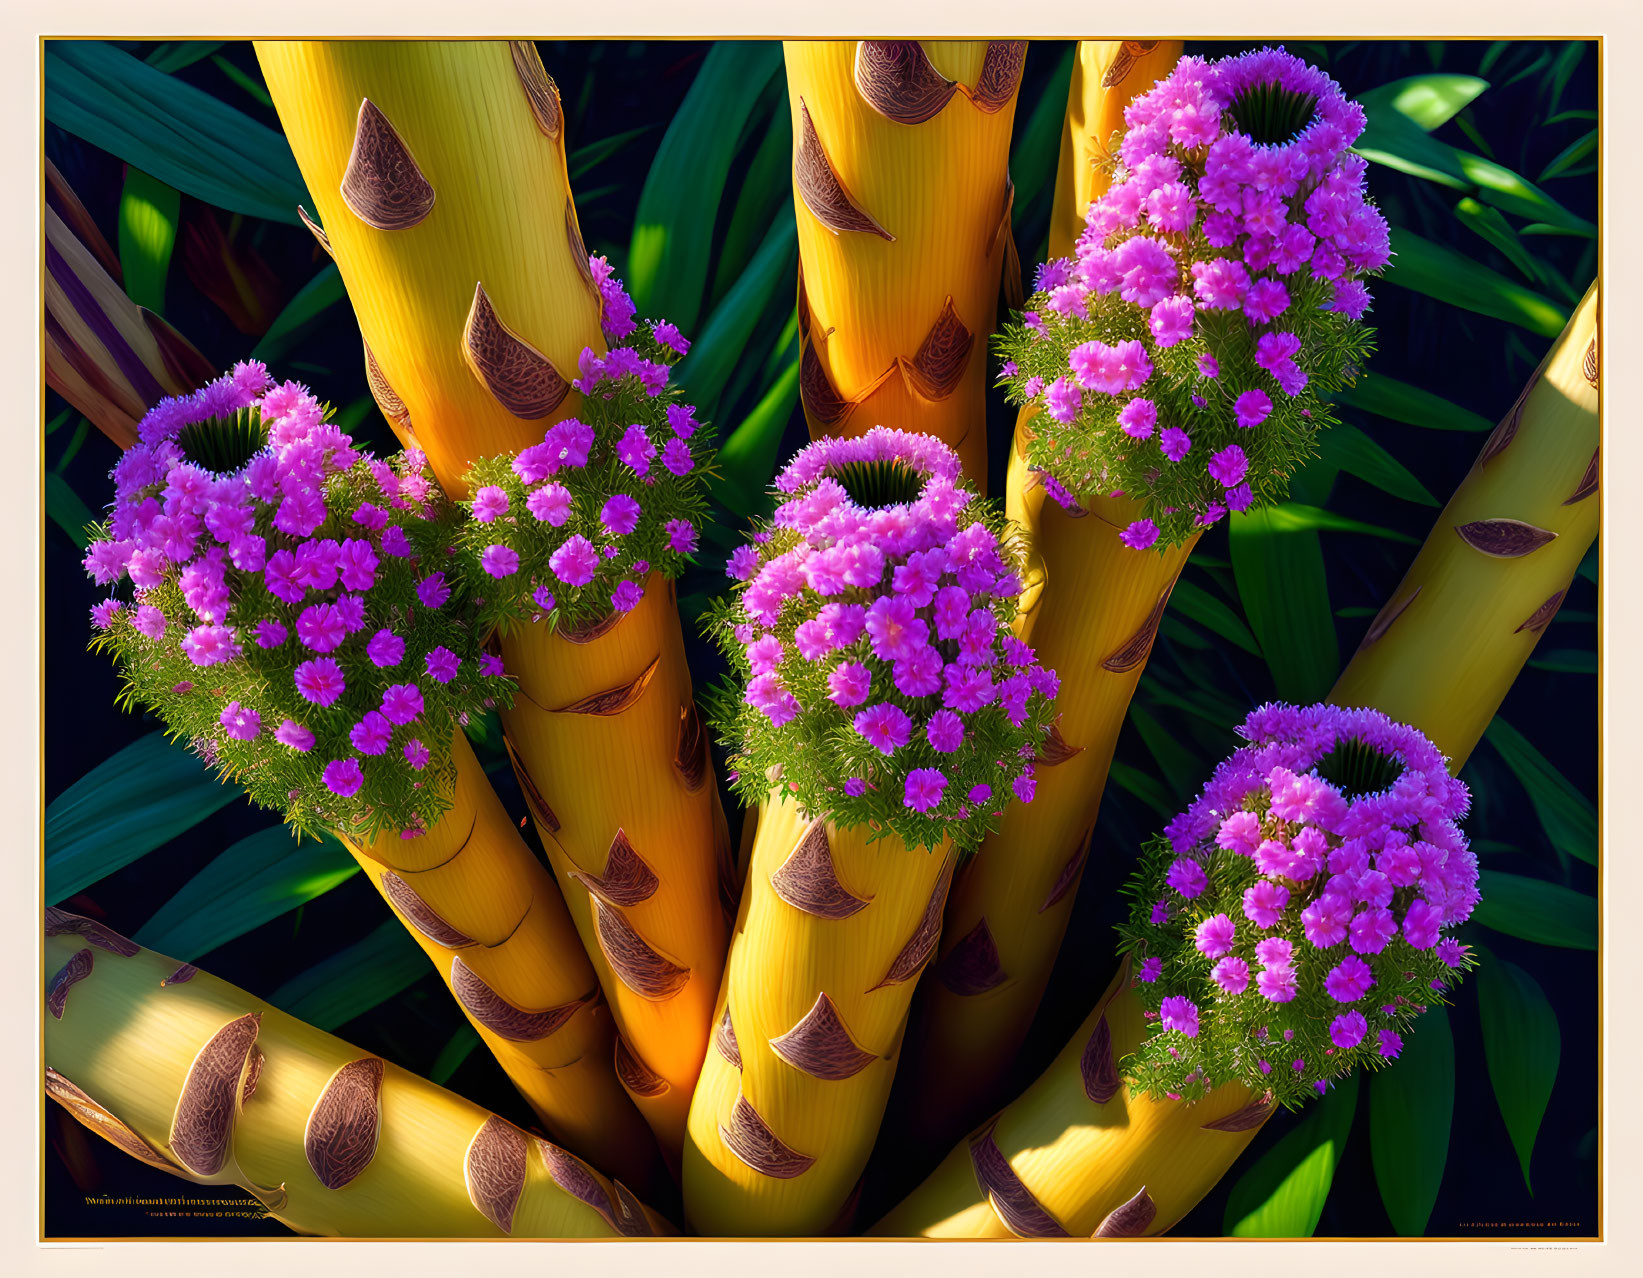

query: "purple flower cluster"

left=457, top=264, right=710, bottom=634
left=711, top=428, right=1059, bottom=852
left=1119, top=702, right=1480, bottom=1108
left=81, top=362, right=508, bottom=841
left=998, top=47, right=1384, bottom=550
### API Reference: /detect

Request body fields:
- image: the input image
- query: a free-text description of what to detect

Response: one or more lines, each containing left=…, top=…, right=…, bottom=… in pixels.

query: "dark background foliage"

left=43, top=38, right=1598, bottom=1239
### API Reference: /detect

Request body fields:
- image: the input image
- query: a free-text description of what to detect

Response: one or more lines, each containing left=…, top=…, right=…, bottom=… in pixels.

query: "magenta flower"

left=1208, top=445, right=1249, bottom=488
left=472, top=486, right=509, bottom=522
left=1139, top=956, right=1164, bottom=983
left=549, top=535, right=599, bottom=587
left=1234, top=388, right=1273, bottom=428
left=182, top=624, right=240, bottom=666
left=1214, top=955, right=1252, bottom=994
left=1120, top=519, right=1160, bottom=550
left=403, top=738, right=430, bottom=770
left=865, top=596, right=927, bottom=662
left=527, top=483, right=573, bottom=525
left=1045, top=376, right=1083, bottom=423
left=827, top=662, right=872, bottom=708
left=616, top=424, right=656, bottom=476
left=1378, top=1029, right=1404, bottom=1059
left=601, top=493, right=642, bottom=536
left=481, top=544, right=519, bottom=578
left=425, top=647, right=460, bottom=684
left=294, top=658, right=346, bottom=707
left=350, top=711, right=393, bottom=756
left=1119, top=398, right=1158, bottom=439
left=1349, top=906, right=1398, bottom=955
left=1243, top=879, right=1290, bottom=928
left=1160, top=996, right=1200, bottom=1037
left=904, top=768, right=947, bottom=813
left=1159, top=427, right=1192, bottom=462
left=1195, top=913, right=1236, bottom=958
left=415, top=573, right=451, bottom=610
left=855, top=703, right=912, bottom=754
left=926, top=710, right=965, bottom=753
left=1166, top=857, right=1208, bottom=899
left=323, top=759, right=364, bottom=798
left=366, top=629, right=405, bottom=668
left=380, top=683, right=424, bottom=726
left=275, top=720, right=314, bottom=752
left=1325, top=954, right=1375, bottom=1003
left=612, top=580, right=644, bottom=613
left=219, top=702, right=261, bottom=741
left=1256, top=964, right=1298, bottom=1003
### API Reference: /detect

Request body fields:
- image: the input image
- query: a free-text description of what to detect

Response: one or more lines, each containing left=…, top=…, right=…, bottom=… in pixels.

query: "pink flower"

left=865, top=596, right=926, bottom=662
left=481, top=544, right=519, bottom=577
left=1148, top=295, right=1196, bottom=347
left=380, top=683, right=424, bottom=725
left=854, top=703, right=912, bottom=754
left=1212, top=956, right=1250, bottom=994
left=828, top=662, right=872, bottom=707
left=294, top=658, right=346, bottom=707
left=323, top=759, right=364, bottom=798
left=1045, top=376, right=1083, bottom=423
left=1244, top=278, right=1291, bottom=324
left=1234, top=388, right=1273, bottom=428
left=275, top=720, right=313, bottom=752
left=527, top=483, right=573, bottom=525
left=472, top=486, right=509, bottom=523
left=1160, top=427, right=1192, bottom=462
left=350, top=711, right=393, bottom=756
left=367, top=630, right=405, bottom=668
left=1256, top=964, right=1298, bottom=1002
left=601, top=493, right=642, bottom=535
left=219, top=702, right=261, bottom=741
left=1160, top=995, right=1200, bottom=1037
left=1119, top=398, right=1158, bottom=439
left=617, top=424, right=656, bottom=476
left=1195, top=913, right=1236, bottom=957
left=181, top=624, right=240, bottom=666
left=549, top=535, right=599, bottom=587
left=403, top=739, right=430, bottom=770
left=1349, top=906, right=1398, bottom=954
left=1243, top=879, right=1290, bottom=928
left=1325, top=954, right=1375, bottom=1003
left=904, top=768, right=947, bottom=813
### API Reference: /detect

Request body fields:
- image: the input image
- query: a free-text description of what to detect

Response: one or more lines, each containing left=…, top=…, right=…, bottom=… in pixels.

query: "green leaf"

left=568, top=124, right=656, bottom=180
left=1359, top=74, right=1488, bottom=131
left=1229, top=507, right=1337, bottom=703
left=1527, top=648, right=1596, bottom=675
left=1336, top=373, right=1494, bottom=433
left=1370, top=1006, right=1455, bottom=1235
left=710, top=106, right=793, bottom=306
left=1353, top=109, right=1470, bottom=189
left=1451, top=150, right=1595, bottom=236
left=1010, top=45, right=1076, bottom=230
left=145, top=42, right=225, bottom=73
left=1538, top=129, right=1597, bottom=184
left=250, top=263, right=345, bottom=363
left=46, top=473, right=97, bottom=550
left=676, top=211, right=798, bottom=412
left=1483, top=717, right=1597, bottom=867
left=1471, top=871, right=1596, bottom=949
left=1321, top=423, right=1438, bottom=506
left=46, top=732, right=245, bottom=904
left=117, top=167, right=179, bottom=316
left=1166, top=579, right=1260, bottom=654
left=1260, top=502, right=1419, bottom=545
left=710, top=347, right=799, bottom=518
left=1452, top=197, right=1541, bottom=283
left=1107, top=759, right=1176, bottom=819
left=430, top=1024, right=483, bottom=1085
left=210, top=53, right=274, bottom=109
left=1475, top=948, right=1561, bottom=1194
left=1225, top=1072, right=1361, bottom=1236
left=1127, top=702, right=1202, bottom=800
left=46, top=41, right=307, bottom=225
left=1385, top=228, right=1569, bottom=338
left=134, top=826, right=358, bottom=962
left=269, top=919, right=428, bottom=1032
left=627, top=43, right=784, bottom=334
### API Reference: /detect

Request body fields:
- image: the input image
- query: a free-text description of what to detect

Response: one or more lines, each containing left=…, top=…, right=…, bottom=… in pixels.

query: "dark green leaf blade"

left=1384, top=228, right=1569, bottom=337
left=1225, top=1072, right=1361, bottom=1236
left=1165, top=579, right=1261, bottom=654
left=269, top=919, right=428, bottom=1032
left=711, top=345, right=800, bottom=519
left=1370, top=1006, right=1455, bottom=1235
left=1320, top=424, right=1439, bottom=506
left=1483, top=717, right=1598, bottom=867
left=46, top=473, right=97, bottom=550
left=1475, top=948, right=1561, bottom=1193
left=1229, top=507, right=1337, bottom=702
left=430, top=1025, right=484, bottom=1085
left=676, top=211, right=798, bottom=412
left=1471, top=871, right=1597, bottom=949
left=1336, top=373, right=1495, bottom=433
left=251, top=263, right=345, bottom=363
left=117, top=166, right=179, bottom=316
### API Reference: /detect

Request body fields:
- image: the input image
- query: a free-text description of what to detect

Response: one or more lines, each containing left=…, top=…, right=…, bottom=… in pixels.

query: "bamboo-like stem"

left=256, top=39, right=728, bottom=1162
left=1330, top=283, right=1600, bottom=768
left=874, top=959, right=1263, bottom=1237
left=42, top=915, right=671, bottom=1238
left=683, top=793, right=955, bottom=1236
left=335, top=727, right=653, bottom=1185
left=785, top=40, right=1026, bottom=488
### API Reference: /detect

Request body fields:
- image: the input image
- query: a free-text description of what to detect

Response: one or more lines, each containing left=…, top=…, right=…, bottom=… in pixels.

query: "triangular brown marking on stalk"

left=140, top=308, right=217, bottom=392
left=871, top=853, right=955, bottom=990
left=1035, top=718, right=1082, bottom=766
left=502, top=736, right=561, bottom=833
left=538, top=1139, right=619, bottom=1222
left=1478, top=368, right=1542, bottom=468
left=464, top=1116, right=527, bottom=1234
left=1358, top=584, right=1421, bottom=650
left=1102, top=40, right=1160, bottom=89
left=770, top=816, right=870, bottom=919
left=674, top=701, right=709, bottom=793
left=969, top=42, right=1028, bottom=113
left=1515, top=589, right=1566, bottom=635
left=1201, top=1093, right=1275, bottom=1132
left=45, top=1068, right=181, bottom=1174
left=800, top=337, right=855, bottom=428
left=381, top=870, right=478, bottom=948
left=1454, top=518, right=1558, bottom=558
left=719, top=1093, right=815, bottom=1179
left=558, top=606, right=623, bottom=644
left=1093, top=1185, right=1158, bottom=1236
left=968, top=1120, right=1070, bottom=1237
left=304, top=1057, right=384, bottom=1190
left=340, top=99, right=435, bottom=231
left=549, top=654, right=659, bottom=715
left=571, top=829, right=660, bottom=907
left=1584, top=336, right=1598, bottom=387
left=715, top=1004, right=743, bottom=1070
left=1102, top=583, right=1174, bottom=673
left=587, top=897, right=691, bottom=1001
left=1039, top=841, right=1089, bottom=914
left=296, top=205, right=332, bottom=257
left=450, top=954, right=592, bottom=1040
left=565, top=198, right=595, bottom=292
left=241, top=1050, right=264, bottom=1105
left=1080, top=1014, right=1121, bottom=1104
left=463, top=281, right=571, bottom=420
left=853, top=41, right=958, bottom=125
left=794, top=98, right=894, bottom=240
left=614, top=1034, right=669, bottom=1098
left=364, top=340, right=412, bottom=436
left=1563, top=449, right=1599, bottom=505
left=797, top=263, right=812, bottom=339
left=47, top=948, right=94, bottom=1020
left=170, top=1013, right=261, bottom=1177
left=611, top=1181, right=655, bottom=1235
left=45, top=908, right=140, bottom=957
left=771, top=992, right=878, bottom=1081
left=900, top=297, right=973, bottom=401
left=509, top=40, right=562, bottom=141
left=161, top=963, right=198, bottom=987
left=936, top=917, right=1009, bottom=997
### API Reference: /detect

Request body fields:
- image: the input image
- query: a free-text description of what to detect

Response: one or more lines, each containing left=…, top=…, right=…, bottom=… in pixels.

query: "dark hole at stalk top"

left=1225, top=83, right=1320, bottom=146
left=175, top=407, right=270, bottom=474
left=832, top=459, right=926, bottom=509
left=1313, top=736, right=1405, bottom=801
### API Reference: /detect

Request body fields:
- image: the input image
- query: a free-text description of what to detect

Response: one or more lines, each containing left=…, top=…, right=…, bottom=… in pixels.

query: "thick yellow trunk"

left=683, top=793, right=954, bottom=1236
left=256, top=39, right=727, bottom=1161
left=875, top=961, right=1263, bottom=1237
left=1330, top=283, right=1599, bottom=768
left=785, top=40, right=1026, bottom=488
left=43, top=916, right=670, bottom=1238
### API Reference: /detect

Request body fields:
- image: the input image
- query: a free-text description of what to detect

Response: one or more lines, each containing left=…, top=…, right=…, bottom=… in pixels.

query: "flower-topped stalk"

left=997, top=46, right=1387, bottom=549
left=1118, top=702, right=1480, bottom=1110
left=457, top=264, right=711, bottom=633
left=708, top=427, right=1059, bottom=852
left=83, top=362, right=509, bottom=842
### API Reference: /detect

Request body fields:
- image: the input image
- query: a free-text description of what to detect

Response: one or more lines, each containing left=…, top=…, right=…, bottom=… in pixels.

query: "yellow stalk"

left=335, top=726, right=654, bottom=1186
left=1048, top=41, right=1184, bottom=260
left=256, top=39, right=728, bottom=1162
left=1330, top=282, right=1600, bottom=768
left=43, top=915, right=671, bottom=1238
left=785, top=40, right=1027, bottom=488
left=875, top=959, right=1263, bottom=1237
left=683, top=792, right=955, bottom=1236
